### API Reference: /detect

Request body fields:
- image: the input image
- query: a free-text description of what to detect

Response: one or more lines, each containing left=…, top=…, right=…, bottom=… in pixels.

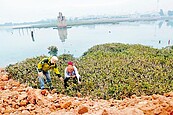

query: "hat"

left=68, top=61, right=73, bottom=66
left=51, top=56, right=58, bottom=61
left=67, top=65, right=74, bottom=73
left=51, top=56, right=58, bottom=63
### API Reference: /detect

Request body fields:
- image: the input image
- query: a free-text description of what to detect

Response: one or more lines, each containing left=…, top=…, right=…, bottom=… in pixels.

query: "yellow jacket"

left=37, top=57, right=60, bottom=75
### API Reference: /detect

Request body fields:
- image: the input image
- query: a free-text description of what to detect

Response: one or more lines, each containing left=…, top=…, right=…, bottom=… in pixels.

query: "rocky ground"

left=0, top=68, right=173, bottom=115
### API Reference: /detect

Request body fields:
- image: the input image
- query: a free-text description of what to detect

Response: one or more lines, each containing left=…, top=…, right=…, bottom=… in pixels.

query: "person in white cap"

left=37, top=56, right=63, bottom=90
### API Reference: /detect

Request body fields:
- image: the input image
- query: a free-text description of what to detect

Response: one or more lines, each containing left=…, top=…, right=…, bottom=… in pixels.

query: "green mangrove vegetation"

left=5, top=43, right=173, bottom=100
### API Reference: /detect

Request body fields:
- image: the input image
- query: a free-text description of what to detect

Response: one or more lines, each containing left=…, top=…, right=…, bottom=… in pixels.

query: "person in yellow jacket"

left=37, top=56, right=63, bottom=90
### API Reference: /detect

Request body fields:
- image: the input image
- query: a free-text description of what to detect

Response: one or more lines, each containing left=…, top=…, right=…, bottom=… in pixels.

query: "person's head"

left=68, top=61, right=73, bottom=66
left=50, top=56, right=58, bottom=64
left=67, top=61, right=74, bottom=73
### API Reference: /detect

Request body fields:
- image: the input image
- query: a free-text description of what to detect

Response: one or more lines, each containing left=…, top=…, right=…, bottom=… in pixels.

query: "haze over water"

left=0, top=20, right=173, bottom=67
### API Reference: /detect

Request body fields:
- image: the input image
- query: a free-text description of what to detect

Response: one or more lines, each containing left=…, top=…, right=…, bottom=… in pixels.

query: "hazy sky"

left=0, top=0, right=173, bottom=24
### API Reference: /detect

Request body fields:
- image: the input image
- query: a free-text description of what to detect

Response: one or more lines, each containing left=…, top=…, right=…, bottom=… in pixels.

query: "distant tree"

left=47, top=46, right=58, bottom=56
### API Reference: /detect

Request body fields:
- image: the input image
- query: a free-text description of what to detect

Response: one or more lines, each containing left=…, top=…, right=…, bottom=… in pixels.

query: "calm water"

left=0, top=20, right=173, bottom=67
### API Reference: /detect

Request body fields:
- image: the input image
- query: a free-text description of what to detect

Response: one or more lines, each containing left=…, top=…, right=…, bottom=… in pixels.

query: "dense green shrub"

left=6, top=43, right=173, bottom=100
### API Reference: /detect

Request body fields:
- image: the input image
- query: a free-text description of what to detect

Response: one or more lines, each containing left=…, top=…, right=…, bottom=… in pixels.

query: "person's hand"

left=71, top=75, right=76, bottom=78
left=59, top=77, right=64, bottom=82
left=78, top=81, right=81, bottom=84
left=38, top=72, right=43, bottom=76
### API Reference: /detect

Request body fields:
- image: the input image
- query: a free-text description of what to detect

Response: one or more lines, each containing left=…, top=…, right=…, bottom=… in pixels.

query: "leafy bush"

left=6, top=43, right=173, bottom=100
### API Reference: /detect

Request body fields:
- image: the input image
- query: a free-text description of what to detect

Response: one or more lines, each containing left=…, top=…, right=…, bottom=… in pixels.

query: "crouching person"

left=64, top=61, right=81, bottom=89
left=37, top=56, right=63, bottom=90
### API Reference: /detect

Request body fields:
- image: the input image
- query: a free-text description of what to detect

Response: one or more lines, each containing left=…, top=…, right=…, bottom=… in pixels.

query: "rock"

left=0, top=86, right=5, bottom=90
left=51, top=89, right=57, bottom=94
left=41, top=89, right=47, bottom=95
left=1, top=74, right=8, bottom=81
left=61, top=101, right=72, bottom=109
left=0, top=68, right=5, bottom=73
left=102, top=109, right=109, bottom=115
left=120, top=108, right=144, bottom=115
left=76, top=92, right=82, bottom=98
left=78, top=106, right=88, bottom=114
left=20, top=100, right=28, bottom=106
left=22, top=110, right=30, bottom=115
left=27, top=88, right=37, bottom=104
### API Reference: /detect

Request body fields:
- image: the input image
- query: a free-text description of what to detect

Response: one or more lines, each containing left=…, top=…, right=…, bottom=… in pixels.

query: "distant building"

left=57, top=12, right=67, bottom=28
left=159, top=9, right=164, bottom=16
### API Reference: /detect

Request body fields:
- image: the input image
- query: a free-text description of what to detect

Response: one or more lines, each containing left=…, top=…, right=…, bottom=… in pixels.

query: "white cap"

left=51, top=56, right=58, bottom=63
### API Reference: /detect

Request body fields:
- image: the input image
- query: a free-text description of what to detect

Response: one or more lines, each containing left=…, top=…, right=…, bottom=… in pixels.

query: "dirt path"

left=0, top=68, right=173, bottom=115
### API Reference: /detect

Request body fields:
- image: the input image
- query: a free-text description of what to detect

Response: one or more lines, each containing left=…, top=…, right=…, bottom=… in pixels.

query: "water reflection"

left=18, top=28, right=25, bottom=36
left=31, top=31, right=35, bottom=42
left=14, top=27, right=36, bottom=42
left=57, top=28, right=67, bottom=42
left=13, top=27, right=68, bottom=43
left=166, top=20, right=173, bottom=27
left=158, top=21, right=163, bottom=28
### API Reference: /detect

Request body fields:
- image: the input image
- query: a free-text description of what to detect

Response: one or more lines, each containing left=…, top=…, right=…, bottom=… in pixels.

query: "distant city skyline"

left=0, top=0, right=173, bottom=24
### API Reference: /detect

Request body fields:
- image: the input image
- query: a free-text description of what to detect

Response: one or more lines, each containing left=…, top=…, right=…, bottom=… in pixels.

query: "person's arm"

left=64, top=67, right=71, bottom=78
left=37, top=61, right=43, bottom=72
left=54, top=66, right=63, bottom=82
left=37, top=58, right=47, bottom=76
left=73, top=66, right=81, bottom=84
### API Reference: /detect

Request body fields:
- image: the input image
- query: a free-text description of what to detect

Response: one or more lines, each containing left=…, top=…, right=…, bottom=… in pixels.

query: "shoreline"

left=2, top=16, right=173, bottom=29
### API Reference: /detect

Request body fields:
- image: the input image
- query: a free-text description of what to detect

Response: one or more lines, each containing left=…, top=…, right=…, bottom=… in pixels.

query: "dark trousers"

left=64, top=76, right=81, bottom=89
